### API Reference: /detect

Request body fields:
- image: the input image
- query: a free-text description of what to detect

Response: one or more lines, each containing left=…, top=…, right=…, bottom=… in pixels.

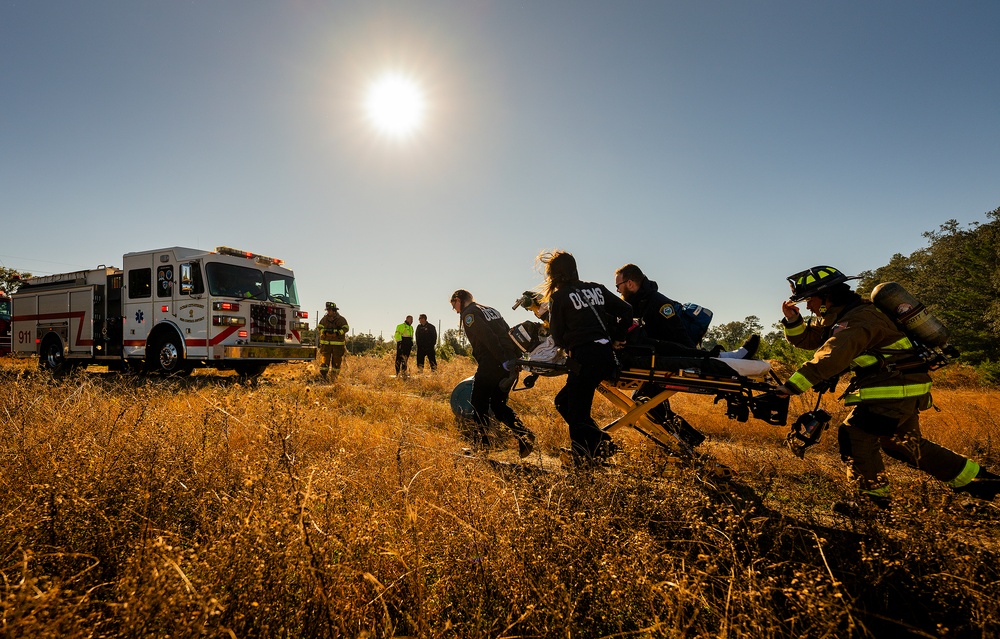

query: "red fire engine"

left=11, top=246, right=315, bottom=376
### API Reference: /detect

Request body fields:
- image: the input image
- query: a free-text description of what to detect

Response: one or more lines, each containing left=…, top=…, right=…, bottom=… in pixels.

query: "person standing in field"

left=538, top=250, right=632, bottom=464
left=415, top=313, right=437, bottom=372
left=450, top=289, right=536, bottom=457
left=394, top=315, right=414, bottom=378
left=317, top=302, right=349, bottom=382
left=776, top=265, right=1000, bottom=512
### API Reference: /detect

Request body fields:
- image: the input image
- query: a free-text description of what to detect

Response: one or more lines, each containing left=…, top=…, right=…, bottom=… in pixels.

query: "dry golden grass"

left=2, top=354, right=1000, bottom=638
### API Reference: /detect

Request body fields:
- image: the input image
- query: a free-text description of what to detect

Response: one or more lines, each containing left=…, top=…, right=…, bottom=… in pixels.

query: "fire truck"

left=10, top=246, right=315, bottom=376
left=0, top=290, right=11, bottom=356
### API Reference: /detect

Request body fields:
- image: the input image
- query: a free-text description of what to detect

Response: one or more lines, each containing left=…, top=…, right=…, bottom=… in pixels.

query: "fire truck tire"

left=39, top=335, right=68, bottom=374
left=150, top=334, right=189, bottom=375
left=234, top=362, right=268, bottom=379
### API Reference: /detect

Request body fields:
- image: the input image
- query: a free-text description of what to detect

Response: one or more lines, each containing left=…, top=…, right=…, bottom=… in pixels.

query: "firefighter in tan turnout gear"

left=775, top=266, right=1000, bottom=511
left=317, top=302, right=349, bottom=381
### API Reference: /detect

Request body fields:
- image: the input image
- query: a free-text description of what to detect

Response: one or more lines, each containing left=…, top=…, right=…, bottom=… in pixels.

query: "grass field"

left=2, top=354, right=1000, bottom=638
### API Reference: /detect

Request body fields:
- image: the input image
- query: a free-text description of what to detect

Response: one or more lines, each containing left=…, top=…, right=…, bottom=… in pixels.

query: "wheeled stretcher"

left=515, top=345, right=790, bottom=457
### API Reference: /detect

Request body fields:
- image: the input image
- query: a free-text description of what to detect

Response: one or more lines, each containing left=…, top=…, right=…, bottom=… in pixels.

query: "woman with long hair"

left=537, top=250, right=632, bottom=463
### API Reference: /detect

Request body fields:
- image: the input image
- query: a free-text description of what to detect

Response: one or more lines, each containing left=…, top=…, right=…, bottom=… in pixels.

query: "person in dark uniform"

left=614, top=263, right=759, bottom=359
left=613, top=264, right=759, bottom=449
left=451, top=289, right=536, bottom=457
left=539, top=250, right=632, bottom=463
left=415, top=314, right=438, bottom=372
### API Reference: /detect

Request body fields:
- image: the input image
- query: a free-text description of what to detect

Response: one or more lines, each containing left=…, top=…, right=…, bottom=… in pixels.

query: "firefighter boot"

left=954, top=467, right=1000, bottom=501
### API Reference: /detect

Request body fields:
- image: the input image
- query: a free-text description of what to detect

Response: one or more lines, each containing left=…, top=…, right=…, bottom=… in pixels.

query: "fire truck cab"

left=11, top=246, right=315, bottom=376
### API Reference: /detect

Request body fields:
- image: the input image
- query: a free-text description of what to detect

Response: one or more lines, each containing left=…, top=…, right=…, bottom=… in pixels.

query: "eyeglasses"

left=615, top=280, right=627, bottom=290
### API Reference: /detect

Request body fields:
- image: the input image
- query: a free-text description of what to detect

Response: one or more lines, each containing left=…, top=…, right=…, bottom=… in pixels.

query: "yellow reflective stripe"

left=320, top=340, right=345, bottom=345
left=947, top=459, right=980, bottom=488
left=843, top=382, right=933, bottom=404
left=784, top=322, right=806, bottom=337
left=852, top=337, right=917, bottom=369
left=788, top=371, right=812, bottom=392
left=853, top=354, right=879, bottom=367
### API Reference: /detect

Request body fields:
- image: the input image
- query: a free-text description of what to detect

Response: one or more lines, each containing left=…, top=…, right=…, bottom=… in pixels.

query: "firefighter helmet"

left=787, top=266, right=856, bottom=302
left=326, top=301, right=339, bottom=311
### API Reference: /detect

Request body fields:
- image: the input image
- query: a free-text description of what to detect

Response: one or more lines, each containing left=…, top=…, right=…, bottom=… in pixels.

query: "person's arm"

left=603, top=286, right=633, bottom=344
left=781, top=323, right=872, bottom=395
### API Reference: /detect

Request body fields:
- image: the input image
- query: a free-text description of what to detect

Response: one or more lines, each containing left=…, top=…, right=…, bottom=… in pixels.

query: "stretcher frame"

left=515, top=354, right=788, bottom=457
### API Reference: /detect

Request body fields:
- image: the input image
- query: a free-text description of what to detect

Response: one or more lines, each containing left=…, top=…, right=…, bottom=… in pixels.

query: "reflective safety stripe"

left=947, top=459, right=980, bottom=488
left=320, top=340, right=345, bottom=345
left=852, top=336, right=915, bottom=369
left=853, top=353, right=879, bottom=368
left=787, top=371, right=812, bottom=393
left=844, top=382, right=932, bottom=404
left=784, top=322, right=806, bottom=337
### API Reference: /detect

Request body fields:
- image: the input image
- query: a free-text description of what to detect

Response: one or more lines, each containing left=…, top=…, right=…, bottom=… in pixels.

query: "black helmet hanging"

left=787, top=266, right=856, bottom=302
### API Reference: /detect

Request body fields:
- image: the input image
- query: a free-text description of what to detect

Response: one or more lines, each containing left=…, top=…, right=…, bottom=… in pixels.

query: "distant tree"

left=347, top=332, right=390, bottom=356
left=759, top=322, right=814, bottom=367
left=300, top=326, right=316, bottom=345
left=704, top=316, right=763, bottom=352
left=441, top=328, right=469, bottom=357
left=858, top=207, right=1000, bottom=365
left=0, top=266, right=31, bottom=294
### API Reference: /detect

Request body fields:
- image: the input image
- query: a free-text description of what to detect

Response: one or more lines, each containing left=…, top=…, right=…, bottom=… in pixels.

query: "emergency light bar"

left=215, top=246, right=285, bottom=266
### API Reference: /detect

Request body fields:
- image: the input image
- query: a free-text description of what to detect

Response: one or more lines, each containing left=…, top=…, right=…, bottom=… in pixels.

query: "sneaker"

left=741, top=334, right=761, bottom=360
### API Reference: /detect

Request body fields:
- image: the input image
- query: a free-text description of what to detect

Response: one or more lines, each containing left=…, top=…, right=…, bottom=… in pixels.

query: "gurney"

left=513, top=342, right=790, bottom=459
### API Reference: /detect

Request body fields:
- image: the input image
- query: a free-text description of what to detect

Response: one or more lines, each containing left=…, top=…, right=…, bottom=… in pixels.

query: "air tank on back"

left=870, top=282, right=949, bottom=348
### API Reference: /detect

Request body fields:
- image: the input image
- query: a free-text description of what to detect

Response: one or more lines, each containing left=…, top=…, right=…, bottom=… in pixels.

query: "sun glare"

left=364, top=72, right=426, bottom=140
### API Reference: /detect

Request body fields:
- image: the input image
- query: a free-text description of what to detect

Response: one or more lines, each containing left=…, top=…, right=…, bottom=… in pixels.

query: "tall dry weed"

left=1, top=355, right=999, bottom=638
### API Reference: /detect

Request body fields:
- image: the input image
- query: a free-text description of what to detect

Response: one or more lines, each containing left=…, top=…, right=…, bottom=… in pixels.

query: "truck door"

left=176, top=261, right=209, bottom=359
left=123, top=256, right=153, bottom=358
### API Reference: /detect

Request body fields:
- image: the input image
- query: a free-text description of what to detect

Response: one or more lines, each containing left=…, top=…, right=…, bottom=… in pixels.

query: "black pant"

left=395, top=339, right=412, bottom=375
left=470, top=364, right=532, bottom=444
left=555, top=341, right=615, bottom=457
left=416, top=344, right=437, bottom=370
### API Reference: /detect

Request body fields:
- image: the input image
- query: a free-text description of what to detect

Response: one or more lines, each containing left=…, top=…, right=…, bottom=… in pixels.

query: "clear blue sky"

left=3, top=1, right=998, bottom=340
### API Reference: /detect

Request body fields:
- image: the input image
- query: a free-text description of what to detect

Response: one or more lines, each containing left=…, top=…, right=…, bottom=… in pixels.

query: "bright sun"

left=364, top=72, right=426, bottom=140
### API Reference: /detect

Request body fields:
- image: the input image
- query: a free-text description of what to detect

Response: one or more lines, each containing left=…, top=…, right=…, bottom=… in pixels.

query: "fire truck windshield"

left=0, top=298, right=10, bottom=320
left=264, top=273, right=299, bottom=306
left=206, top=263, right=266, bottom=300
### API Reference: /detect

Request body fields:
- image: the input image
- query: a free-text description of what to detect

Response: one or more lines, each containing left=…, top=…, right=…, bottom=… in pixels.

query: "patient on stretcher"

left=510, top=319, right=769, bottom=380
left=617, top=343, right=771, bottom=380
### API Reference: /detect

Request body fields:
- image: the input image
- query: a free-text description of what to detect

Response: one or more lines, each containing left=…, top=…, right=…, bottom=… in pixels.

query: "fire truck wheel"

left=234, top=362, right=268, bottom=379
left=151, top=334, right=189, bottom=375
left=39, top=335, right=67, bottom=374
